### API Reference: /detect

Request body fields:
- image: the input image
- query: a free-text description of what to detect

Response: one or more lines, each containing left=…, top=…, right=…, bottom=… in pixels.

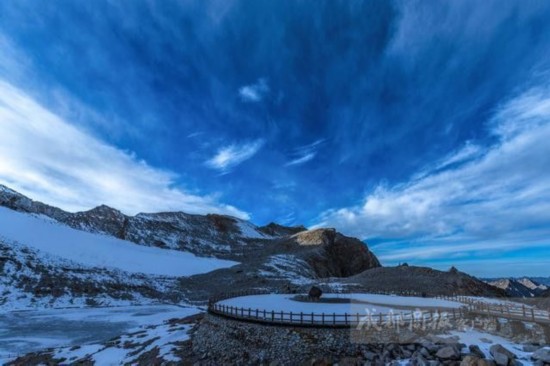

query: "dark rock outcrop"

left=289, top=228, right=381, bottom=277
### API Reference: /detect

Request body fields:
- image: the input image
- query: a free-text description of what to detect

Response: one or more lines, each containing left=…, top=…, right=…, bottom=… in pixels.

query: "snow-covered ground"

left=0, top=305, right=199, bottom=361
left=58, top=320, right=194, bottom=365
left=451, top=329, right=533, bottom=361
left=0, top=207, right=238, bottom=276
left=218, top=293, right=463, bottom=316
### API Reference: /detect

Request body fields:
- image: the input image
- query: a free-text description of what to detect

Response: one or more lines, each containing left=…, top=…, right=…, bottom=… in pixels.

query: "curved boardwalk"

left=208, top=290, right=550, bottom=328
left=208, top=291, right=467, bottom=328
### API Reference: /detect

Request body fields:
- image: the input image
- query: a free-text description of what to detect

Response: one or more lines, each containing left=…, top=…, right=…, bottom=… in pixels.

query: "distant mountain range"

left=484, top=277, right=549, bottom=298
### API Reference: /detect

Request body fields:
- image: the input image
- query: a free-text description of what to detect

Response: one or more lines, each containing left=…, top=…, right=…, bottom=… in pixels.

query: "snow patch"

left=237, top=221, right=269, bottom=239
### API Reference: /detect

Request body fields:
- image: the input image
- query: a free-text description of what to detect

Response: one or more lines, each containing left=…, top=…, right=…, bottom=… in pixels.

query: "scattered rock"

left=477, top=360, right=496, bottom=366
left=436, top=346, right=461, bottom=360
left=337, top=357, right=363, bottom=366
left=531, top=348, right=550, bottom=363
left=469, top=345, right=486, bottom=359
left=461, top=355, right=481, bottom=366
left=522, top=344, right=541, bottom=353
left=490, top=344, right=516, bottom=362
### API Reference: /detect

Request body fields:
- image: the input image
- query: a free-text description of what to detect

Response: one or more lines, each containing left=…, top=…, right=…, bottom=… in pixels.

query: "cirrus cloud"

left=205, top=139, right=265, bottom=173
left=0, top=80, right=249, bottom=219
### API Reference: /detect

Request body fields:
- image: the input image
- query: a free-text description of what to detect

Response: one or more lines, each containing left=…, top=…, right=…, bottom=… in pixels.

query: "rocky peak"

left=288, top=228, right=381, bottom=278
left=291, top=228, right=337, bottom=246
left=518, top=277, right=547, bottom=291
left=79, top=205, right=126, bottom=221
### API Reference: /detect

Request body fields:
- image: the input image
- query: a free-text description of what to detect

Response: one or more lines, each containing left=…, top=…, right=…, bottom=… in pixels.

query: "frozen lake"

left=0, top=305, right=199, bottom=360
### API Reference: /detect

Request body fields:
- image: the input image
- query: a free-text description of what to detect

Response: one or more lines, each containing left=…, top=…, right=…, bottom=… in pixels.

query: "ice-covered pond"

left=0, top=305, right=199, bottom=360
left=217, top=293, right=463, bottom=315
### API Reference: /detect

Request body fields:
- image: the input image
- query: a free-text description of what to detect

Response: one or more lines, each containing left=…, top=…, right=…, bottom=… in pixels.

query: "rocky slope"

left=0, top=237, right=184, bottom=309
left=338, top=265, right=507, bottom=297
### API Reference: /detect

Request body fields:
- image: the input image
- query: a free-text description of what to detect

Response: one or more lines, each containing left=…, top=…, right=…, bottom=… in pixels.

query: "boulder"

left=477, top=360, right=496, bottom=366
left=414, top=354, right=429, bottom=366
left=492, top=353, right=510, bottom=366
left=308, top=286, right=322, bottom=301
left=436, top=346, right=461, bottom=360
left=531, top=348, right=550, bottom=364
left=490, top=344, right=516, bottom=366
left=461, top=356, right=480, bottom=366
left=469, top=345, right=486, bottom=359
left=522, top=344, right=541, bottom=353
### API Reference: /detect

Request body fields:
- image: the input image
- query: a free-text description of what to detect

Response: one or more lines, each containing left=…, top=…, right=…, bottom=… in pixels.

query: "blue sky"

left=1, top=1, right=550, bottom=276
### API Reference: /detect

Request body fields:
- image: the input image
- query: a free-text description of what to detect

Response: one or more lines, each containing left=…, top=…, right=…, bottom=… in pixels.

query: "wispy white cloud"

left=285, top=152, right=316, bottom=167
left=238, top=78, right=269, bottom=103
left=206, top=139, right=265, bottom=173
left=315, top=86, right=550, bottom=263
left=285, top=139, right=325, bottom=167
left=0, top=80, right=249, bottom=219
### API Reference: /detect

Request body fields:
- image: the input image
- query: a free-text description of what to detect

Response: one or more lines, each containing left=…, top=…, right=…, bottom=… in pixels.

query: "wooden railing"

left=208, top=301, right=467, bottom=328
left=207, top=290, right=470, bottom=328
left=208, top=290, right=550, bottom=327
left=466, top=300, right=550, bottom=324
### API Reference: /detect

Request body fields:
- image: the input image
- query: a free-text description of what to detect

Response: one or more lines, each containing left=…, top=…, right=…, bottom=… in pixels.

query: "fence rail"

left=209, top=302, right=466, bottom=328
left=208, top=290, right=470, bottom=328
left=466, top=300, right=550, bottom=324
left=208, top=290, right=550, bottom=328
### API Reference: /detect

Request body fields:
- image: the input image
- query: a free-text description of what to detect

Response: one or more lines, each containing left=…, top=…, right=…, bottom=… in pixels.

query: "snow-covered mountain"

left=0, top=184, right=281, bottom=259
left=486, top=277, right=548, bottom=298
left=0, top=184, right=505, bottom=309
left=0, top=206, right=237, bottom=277
left=0, top=184, right=386, bottom=308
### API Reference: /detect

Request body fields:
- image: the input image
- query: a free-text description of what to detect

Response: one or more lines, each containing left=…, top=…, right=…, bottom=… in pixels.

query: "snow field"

left=0, top=207, right=238, bottom=276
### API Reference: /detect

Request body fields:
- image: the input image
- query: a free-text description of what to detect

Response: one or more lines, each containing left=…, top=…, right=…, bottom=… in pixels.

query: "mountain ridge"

left=0, top=183, right=505, bottom=309
left=485, top=277, right=548, bottom=298
left=0, top=184, right=301, bottom=259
